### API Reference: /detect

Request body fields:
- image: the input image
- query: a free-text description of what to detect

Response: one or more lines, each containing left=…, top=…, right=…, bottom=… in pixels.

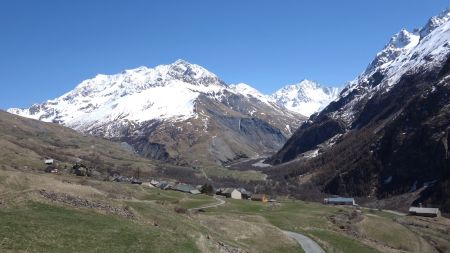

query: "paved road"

left=283, top=230, right=325, bottom=253
left=189, top=195, right=226, bottom=211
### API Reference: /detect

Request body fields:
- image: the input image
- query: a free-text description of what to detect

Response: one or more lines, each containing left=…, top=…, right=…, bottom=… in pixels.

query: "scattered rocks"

left=38, top=189, right=135, bottom=219
left=217, top=241, right=249, bottom=253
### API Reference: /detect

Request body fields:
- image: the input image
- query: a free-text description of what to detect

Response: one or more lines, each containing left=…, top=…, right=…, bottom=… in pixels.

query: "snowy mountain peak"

left=420, top=7, right=450, bottom=38
left=162, top=59, right=227, bottom=87
left=366, top=29, right=420, bottom=73
left=271, top=80, right=340, bottom=117
left=390, top=29, right=419, bottom=48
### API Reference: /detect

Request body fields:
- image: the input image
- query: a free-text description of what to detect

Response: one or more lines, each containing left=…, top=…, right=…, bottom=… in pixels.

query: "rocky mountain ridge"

left=268, top=7, right=450, bottom=213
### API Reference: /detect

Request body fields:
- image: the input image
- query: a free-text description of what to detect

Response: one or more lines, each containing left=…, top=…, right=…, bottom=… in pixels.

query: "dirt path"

left=188, top=195, right=226, bottom=211
left=283, top=230, right=325, bottom=253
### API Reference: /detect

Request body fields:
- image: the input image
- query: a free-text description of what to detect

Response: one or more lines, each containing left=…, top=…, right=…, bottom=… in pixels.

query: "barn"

left=408, top=207, right=441, bottom=217
left=251, top=194, right=268, bottom=203
left=324, top=197, right=356, bottom=206
left=219, top=188, right=242, bottom=199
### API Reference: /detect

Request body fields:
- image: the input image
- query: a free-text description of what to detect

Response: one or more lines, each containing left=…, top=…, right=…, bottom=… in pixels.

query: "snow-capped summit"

left=419, top=7, right=450, bottom=38
left=7, top=59, right=234, bottom=134
left=366, top=29, right=420, bottom=74
left=271, top=80, right=340, bottom=117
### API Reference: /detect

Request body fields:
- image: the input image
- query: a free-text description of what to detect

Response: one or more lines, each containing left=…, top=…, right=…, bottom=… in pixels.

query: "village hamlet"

left=38, top=158, right=276, bottom=209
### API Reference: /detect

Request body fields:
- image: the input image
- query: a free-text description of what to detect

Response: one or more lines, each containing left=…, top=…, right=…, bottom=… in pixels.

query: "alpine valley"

left=3, top=4, right=450, bottom=253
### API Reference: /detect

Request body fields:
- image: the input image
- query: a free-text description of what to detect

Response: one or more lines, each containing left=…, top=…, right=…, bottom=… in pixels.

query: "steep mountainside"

left=268, top=8, right=450, bottom=213
left=8, top=60, right=305, bottom=165
left=271, top=80, right=340, bottom=116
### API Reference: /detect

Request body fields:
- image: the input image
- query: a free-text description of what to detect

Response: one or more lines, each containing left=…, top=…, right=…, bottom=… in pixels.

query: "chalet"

left=44, top=166, right=58, bottom=173
left=159, top=182, right=174, bottom=190
left=190, top=189, right=201, bottom=195
left=218, top=188, right=242, bottom=199
left=142, top=182, right=155, bottom=188
left=150, top=180, right=160, bottom=187
left=408, top=207, right=441, bottom=217
left=174, top=184, right=196, bottom=193
left=44, top=159, right=54, bottom=165
left=74, top=166, right=88, bottom=176
left=324, top=197, right=356, bottom=206
left=238, top=188, right=252, bottom=199
left=251, top=194, right=268, bottom=203
left=131, top=179, right=142, bottom=185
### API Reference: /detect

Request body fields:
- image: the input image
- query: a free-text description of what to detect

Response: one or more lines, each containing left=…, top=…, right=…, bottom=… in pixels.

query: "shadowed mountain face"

left=268, top=8, right=450, bottom=213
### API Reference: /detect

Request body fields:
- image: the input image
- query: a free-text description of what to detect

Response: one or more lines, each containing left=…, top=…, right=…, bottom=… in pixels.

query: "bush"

left=174, top=206, right=187, bottom=214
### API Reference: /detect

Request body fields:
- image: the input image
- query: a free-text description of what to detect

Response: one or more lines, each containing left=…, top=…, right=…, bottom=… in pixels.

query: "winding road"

left=188, top=195, right=226, bottom=211
left=191, top=195, right=325, bottom=253
left=283, top=231, right=326, bottom=253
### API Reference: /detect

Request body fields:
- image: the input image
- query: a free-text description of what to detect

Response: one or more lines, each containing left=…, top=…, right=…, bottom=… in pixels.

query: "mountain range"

left=8, top=60, right=338, bottom=165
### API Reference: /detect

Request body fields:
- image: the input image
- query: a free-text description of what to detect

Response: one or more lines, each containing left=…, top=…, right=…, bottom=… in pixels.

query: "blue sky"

left=1, top=0, right=449, bottom=109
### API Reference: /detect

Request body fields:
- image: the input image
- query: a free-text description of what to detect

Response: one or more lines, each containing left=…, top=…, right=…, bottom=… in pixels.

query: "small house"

left=131, top=179, right=142, bottom=185
left=324, top=197, right=356, bottom=206
left=44, top=159, right=54, bottom=165
left=142, top=182, right=155, bottom=188
left=219, top=188, right=242, bottom=199
left=74, top=167, right=88, bottom=176
left=174, top=184, right=196, bottom=193
left=251, top=194, right=268, bottom=203
left=238, top=188, right=252, bottom=199
left=408, top=207, right=441, bottom=217
left=190, top=189, right=201, bottom=195
left=44, top=166, right=58, bottom=173
left=159, top=182, right=173, bottom=190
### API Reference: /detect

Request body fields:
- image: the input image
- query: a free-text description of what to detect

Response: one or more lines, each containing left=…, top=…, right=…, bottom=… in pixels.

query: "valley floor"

left=0, top=169, right=449, bottom=253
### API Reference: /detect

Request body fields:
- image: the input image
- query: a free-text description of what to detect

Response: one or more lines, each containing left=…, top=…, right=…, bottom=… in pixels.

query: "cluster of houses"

left=215, top=188, right=269, bottom=202
left=323, top=196, right=441, bottom=218
left=42, top=158, right=442, bottom=216
left=141, top=180, right=270, bottom=202
left=146, top=180, right=202, bottom=195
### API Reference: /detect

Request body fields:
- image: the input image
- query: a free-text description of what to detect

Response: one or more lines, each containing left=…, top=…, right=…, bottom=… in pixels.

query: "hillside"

left=267, top=8, right=450, bottom=213
left=0, top=110, right=204, bottom=181
left=1, top=169, right=449, bottom=253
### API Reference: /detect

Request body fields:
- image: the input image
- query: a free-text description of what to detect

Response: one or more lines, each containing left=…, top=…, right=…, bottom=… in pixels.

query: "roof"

left=190, top=189, right=201, bottom=194
left=174, top=184, right=195, bottom=193
left=326, top=197, right=354, bottom=202
left=409, top=207, right=440, bottom=214
left=252, top=194, right=266, bottom=199
left=222, top=188, right=238, bottom=194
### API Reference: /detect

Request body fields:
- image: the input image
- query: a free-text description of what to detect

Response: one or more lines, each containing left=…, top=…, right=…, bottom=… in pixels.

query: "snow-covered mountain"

left=9, top=60, right=227, bottom=134
left=272, top=6, right=450, bottom=163
left=268, top=7, right=450, bottom=213
left=271, top=80, right=340, bottom=117
left=336, top=7, right=450, bottom=124
left=8, top=60, right=305, bottom=165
